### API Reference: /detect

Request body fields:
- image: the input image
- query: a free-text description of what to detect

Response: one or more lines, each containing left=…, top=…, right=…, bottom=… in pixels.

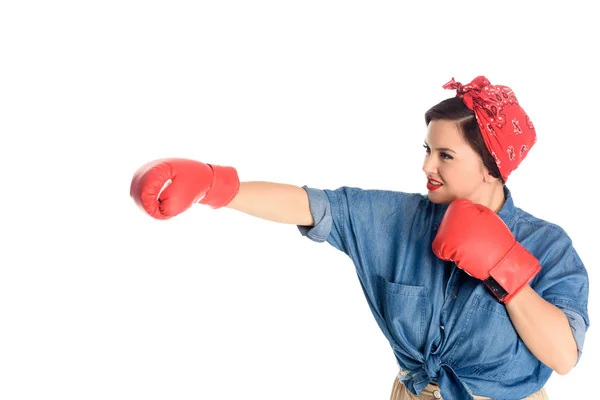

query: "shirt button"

left=433, top=389, right=442, bottom=399
left=452, top=295, right=457, bottom=300
left=440, top=325, right=445, bottom=330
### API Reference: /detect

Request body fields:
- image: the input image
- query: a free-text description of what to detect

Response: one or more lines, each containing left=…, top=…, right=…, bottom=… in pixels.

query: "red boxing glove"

left=130, top=158, right=240, bottom=220
left=432, top=198, right=541, bottom=303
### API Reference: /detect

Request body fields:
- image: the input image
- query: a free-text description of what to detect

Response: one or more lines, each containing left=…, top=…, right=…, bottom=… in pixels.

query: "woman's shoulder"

left=513, top=206, right=569, bottom=235
left=512, top=206, right=577, bottom=257
left=324, top=186, right=438, bottom=225
left=515, top=207, right=566, bottom=234
left=326, top=185, right=431, bottom=207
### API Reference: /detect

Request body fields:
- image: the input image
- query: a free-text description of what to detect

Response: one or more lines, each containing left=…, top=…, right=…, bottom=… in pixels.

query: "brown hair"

left=424, top=97, right=504, bottom=183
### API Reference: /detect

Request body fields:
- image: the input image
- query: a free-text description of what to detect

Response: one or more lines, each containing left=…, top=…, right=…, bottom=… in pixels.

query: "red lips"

left=427, top=178, right=443, bottom=191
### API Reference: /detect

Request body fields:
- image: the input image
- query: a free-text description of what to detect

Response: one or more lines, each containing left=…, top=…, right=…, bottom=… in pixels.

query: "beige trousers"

left=389, top=375, right=549, bottom=400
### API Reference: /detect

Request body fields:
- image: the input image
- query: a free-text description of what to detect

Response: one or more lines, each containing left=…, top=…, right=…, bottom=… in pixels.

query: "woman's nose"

left=422, top=154, right=437, bottom=175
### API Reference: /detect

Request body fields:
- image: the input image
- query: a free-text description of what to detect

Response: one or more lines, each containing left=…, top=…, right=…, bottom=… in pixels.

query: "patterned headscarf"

left=443, top=76, right=537, bottom=182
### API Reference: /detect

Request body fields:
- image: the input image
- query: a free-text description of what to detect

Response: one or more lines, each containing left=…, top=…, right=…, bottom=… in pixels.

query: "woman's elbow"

left=554, top=364, right=572, bottom=376
left=552, top=351, right=578, bottom=375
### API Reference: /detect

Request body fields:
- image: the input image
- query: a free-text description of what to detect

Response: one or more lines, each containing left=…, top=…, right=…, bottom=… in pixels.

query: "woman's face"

left=422, top=119, right=492, bottom=204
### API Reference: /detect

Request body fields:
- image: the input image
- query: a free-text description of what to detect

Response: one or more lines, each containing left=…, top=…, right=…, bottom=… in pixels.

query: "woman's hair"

left=424, top=97, right=504, bottom=184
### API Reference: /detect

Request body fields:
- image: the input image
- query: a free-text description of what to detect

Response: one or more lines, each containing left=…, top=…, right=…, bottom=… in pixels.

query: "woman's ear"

left=484, top=170, right=500, bottom=184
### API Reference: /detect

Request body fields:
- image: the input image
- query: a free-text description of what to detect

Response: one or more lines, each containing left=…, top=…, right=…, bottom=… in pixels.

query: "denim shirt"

left=297, top=185, right=589, bottom=400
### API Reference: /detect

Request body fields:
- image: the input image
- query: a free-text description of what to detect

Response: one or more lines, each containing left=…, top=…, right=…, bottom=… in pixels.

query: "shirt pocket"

left=378, top=276, right=429, bottom=353
left=460, top=293, right=521, bottom=381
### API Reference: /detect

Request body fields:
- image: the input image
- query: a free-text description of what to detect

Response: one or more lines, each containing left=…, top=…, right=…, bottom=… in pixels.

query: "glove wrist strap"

left=485, top=242, right=541, bottom=303
left=199, top=164, right=240, bottom=209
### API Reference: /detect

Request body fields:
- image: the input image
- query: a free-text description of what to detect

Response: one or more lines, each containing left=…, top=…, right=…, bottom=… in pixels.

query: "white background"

left=1, top=1, right=598, bottom=399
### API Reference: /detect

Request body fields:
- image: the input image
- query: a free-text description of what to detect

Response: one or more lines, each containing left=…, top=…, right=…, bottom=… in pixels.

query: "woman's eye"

left=424, top=144, right=452, bottom=159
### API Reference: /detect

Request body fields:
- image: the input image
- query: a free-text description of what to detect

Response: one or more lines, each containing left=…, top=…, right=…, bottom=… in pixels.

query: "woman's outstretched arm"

left=226, top=181, right=314, bottom=226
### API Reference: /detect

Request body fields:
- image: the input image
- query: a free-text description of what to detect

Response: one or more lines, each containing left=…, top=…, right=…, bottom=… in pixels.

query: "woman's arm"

left=506, top=285, right=578, bottom=375
left=226, top=181, right=314, bottom=226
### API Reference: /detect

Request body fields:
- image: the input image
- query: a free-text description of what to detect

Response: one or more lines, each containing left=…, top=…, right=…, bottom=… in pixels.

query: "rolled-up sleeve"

left=297, top=186, right=332, bottom=243
left=534, top=244, right=590, bottom=365
left=561, top=307, right=587, bottom=363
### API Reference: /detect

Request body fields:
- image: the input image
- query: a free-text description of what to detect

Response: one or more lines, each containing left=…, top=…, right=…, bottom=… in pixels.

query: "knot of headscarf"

left=442, top=76, right=537, bottom=182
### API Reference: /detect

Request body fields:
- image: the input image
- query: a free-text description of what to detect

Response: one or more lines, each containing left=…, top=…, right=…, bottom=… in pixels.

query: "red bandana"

left=442, top=76, right=537, bottom=182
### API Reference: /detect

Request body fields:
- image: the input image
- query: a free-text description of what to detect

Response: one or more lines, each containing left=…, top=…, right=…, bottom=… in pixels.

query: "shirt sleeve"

left=296, top=184, right=428, bottom=261
left=530, top=240, right=590, bottom=364
left=296, top=185, right=354, bottom=254
left=296, top=186, right=334, bottom=244
left=562, top=307, right=587, bottom=364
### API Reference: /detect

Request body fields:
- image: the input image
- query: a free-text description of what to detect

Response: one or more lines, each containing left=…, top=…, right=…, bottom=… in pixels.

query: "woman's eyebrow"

left=423, top=141, right=456, bottom=154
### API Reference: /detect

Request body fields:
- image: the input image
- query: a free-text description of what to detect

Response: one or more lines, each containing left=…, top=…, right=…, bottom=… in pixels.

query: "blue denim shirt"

left=297, top=185, right=589, bottom=400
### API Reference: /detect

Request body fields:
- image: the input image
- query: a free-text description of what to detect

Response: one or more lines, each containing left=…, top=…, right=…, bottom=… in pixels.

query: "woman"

left=129, top=76, right=589, bottom=400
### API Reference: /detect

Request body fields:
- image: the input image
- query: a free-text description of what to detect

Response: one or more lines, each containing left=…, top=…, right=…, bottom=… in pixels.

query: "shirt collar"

left=497, top=185, right=516, bottom=227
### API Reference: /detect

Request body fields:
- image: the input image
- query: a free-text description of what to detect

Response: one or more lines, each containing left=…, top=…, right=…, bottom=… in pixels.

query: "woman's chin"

left=426, top=190, right=453, bottom=204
